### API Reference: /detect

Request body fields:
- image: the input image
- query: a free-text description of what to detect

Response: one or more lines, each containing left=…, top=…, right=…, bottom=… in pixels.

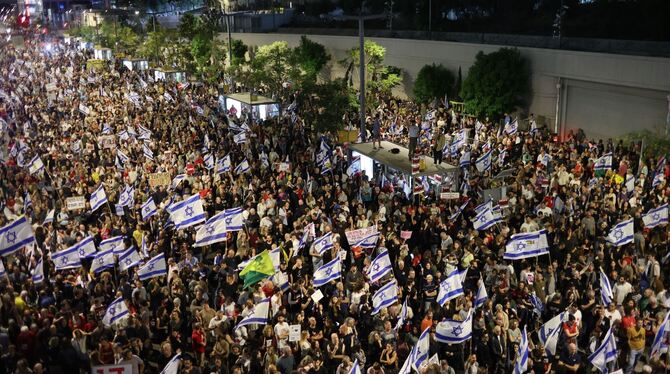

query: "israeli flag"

left=167, top=194, right=206, bottom=230
left=194, top=211, right=227, bottom=247
left=313, top=232, right=334, bottom=255
left=204, top=154, right=214, bottom=170
left=27, top=155, right=44, bottom=174
left=160, top=354, right=181, bottom=374
left=101, top=123, right=113, bottom=135
left=437, top=269, right=465, bottom=306
left=51, top=245, right=82, bottom=270
left=411, top=327, right=432, bottom=372
left=346, top=156, right=361, bottom=177
left=138, top=253, right=167, bottom=281
left=651, top=311, right=670, bottom=358
left=99, top=236, right=124, bottom=255
left=217, top=155, right=232, bottom=174
left=474, top=279, right=488, bottom=308
left=367, top=249, right=393, bottom=283
left=652, top=171, right=665, bottom=187
left=371, top=280, right=399, bottom=315
left=625, top=174, right=635, bottom=194
left=91, top=248, right=115, bottom=274
left=600, top=268, right=614, bottom=306
left=118, top=186, right=134, bottom=207
left=513, top=327, right=529, bottom=374
left=399, top=345, right=416, bottom=374
left=137, top=124, right=152, bottom=139
left=89, top=184, right=108, bottom=213
left=102, top=297, right=129, bottom=327
left=163, top=92, right=173, bottom=102
left=43, top=209, right=54, bottom=225
left=505, top=119, right=518, bottom=135
left=270, top=271, right=290, bottom=292
left=353, top=232, right=379, bottom=249
left=169, top=174, right=186, bottom=190
left=117, top=149, right=129, bottom=164
left=141, top=197, right=158, bottom=221
left=0, top=216, right=36, bottom=257
left=606, top=218, right=634, bottom=246
left=0, top=260, right=5, bottom=278
left=223, top=207, right=245, bottom=232
left=23, top=192, right=32, bottom=212
left=459, top=151, right=471, bottom=168
left=395, top=298, right=408, bottom=331
left=69, top=236, right=97, bottom=258
left=475, top=149, right=492, bottom=172
left=588, top=326, right=617, bottom=374
left=539, top=312, right=567, bottom=356
left=529, top=293, right=544, bottom=315
left=235, top=297, right=270, bottom=331
left=233, top=132, right=247, bottom=144
left=436, top=309, right=472, bottom=344
left=31, top=257, right=44, bottom=284
left=472, top=205, right=502, bottom=231
left=643, top=204, right=668, bottom=229
left=594, top=152, right=613, bottom=172
left=143, top=143, right=154, bottom=161
left=118, top=246, right=142, bottom=272
left=452, top=129, right=468, bottom=149
left=71, top=140, right=82, bottom=154
left=449, top=199, right=470, bottom=221
left=316, top=140, right=331, bottom=167
left=349, top=359, right=362, bottom=374
left=503, top=229, right=550, bottom=260
left=313, top=257, right=342, bottom=287
left=234, top=158, right=250, bottom=174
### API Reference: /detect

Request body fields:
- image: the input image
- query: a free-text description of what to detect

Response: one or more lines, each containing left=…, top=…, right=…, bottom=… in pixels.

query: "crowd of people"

left=0, top=36, right=668, bottom=374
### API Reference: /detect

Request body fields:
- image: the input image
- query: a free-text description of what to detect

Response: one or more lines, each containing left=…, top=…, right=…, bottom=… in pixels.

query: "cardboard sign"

left=310, top=289, right=324, bottom=304
left=78, top=103, right=90, bottom=116
left=66, top=196, right=86, bottom=211
left=289, top=325, right=301, bottom=342
left=148, top=172, right=171, bottom=188
left=440, top=192, right=460, bottom=200
left=400, top=230, right=412, bottom=240
left=279, top=162, right=290, bottom=172
left=91, top=364, right=132, bottom=374
left=98, top=135, right=115, bottom=149
left=345, top=226, right=378, bottom=244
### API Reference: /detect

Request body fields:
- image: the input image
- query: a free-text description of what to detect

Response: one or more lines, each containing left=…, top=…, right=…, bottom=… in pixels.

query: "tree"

left=97, top=21, right=140, bottom=54
left=292, top=36, right=330, bottom=81
left=460, top=48, right=530, bottom=119
left=230, top=39, right=248, bottom=66
left=297, top=78, right=352, bottom=133
left=248, top=41, right=297, bottom=98
left=412, top=63, right=455, bottom=104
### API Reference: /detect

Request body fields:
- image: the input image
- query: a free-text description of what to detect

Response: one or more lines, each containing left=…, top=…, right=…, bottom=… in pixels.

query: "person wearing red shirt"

left=191, top=322, right=207, bottom=367
left=621, top=309, right=637, bottom=331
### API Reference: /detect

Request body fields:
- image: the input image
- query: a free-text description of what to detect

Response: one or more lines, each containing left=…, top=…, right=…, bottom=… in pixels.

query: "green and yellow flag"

left=239, top=250, right=275, bottom=289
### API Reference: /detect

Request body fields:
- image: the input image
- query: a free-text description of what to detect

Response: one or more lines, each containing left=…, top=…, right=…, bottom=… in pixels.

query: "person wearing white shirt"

left=613, top=276, right=633, bottom=305
left=274, top=314, right=290, bottom=350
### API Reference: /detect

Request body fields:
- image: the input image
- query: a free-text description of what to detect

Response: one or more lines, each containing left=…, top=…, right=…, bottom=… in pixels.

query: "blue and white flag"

left=600, top=268, right=614, bottom=306
left=138, top=253, right=167, bottom=281
left=475, top=149, right=492, bottom=172
left=167, top=194, right=206, bottom=230
left=0, top=260, right=5, bottom=278
left=203, top=153, right=214, bottom=170
left=23, top=192, right=32, bottom=213
left=411, top=327, right=432, bottom=372
left=437, top=269, right=465, bottom=306
left=313, top=232, right=334, bottom=255
left=118, top=186, right=134, bottom=207
left=99, top=236, right=124, bottom=255
left=625, top=174, right=635, bottom=194
left=43, top=209, right=54, bottom=225
left=270, top=271, right=289, bottom=292
left=643, top=204, right=668, bottom=229
left=316, top=140, right=331, bottom=168
left=367, top=249, right=393, bottom=283
left=137, top=124, right=151, bottom=139
left=353, top=232, right=379, bottom=249
left=459, top=151, right=471, bottom=168
left=395, top=298, right=408, bottom=331
left=194, top=211, right=227, bottom=247
left=141, top=197, right=158, bottom=221
left=349, top=359, right=362, bottom=374
left=474, top=279, right=488, bottom=308
left=529, top=293, right=544, bottom=315
left=0, top=216, right=36, bottom=257
left=217, top=155, right=232, bottom=174
left=102, top=297, right=129, bottom=327
left=233, top=132, right=247, bottom=144
left=143, top=143, right=154, bottom=161
left=505, top=119, right=518, bottom=135
left=538, top=312, right=568, bottom=356
left=371, top=280, right=398, bottom=315
left=594, top=153, right=613, bottom=172
left=588, top=326, right=617, bottom=374
left=606, top=218, right=634, bottom=246
left=452, top=129, right=468, bottom=150
left=27, top=155, right=44, bottom=175
left=51, top=245, right=82, bottom=270
left=513, top=327, right=529, bottom=374
left=140, top=235, right=149, bottom=258
left=89, top=184, right=108, bottom=213
left=653, top=170, right=665, bottom=187
left=101, top=123, right=113, bottom=135
left=118, top=246, right=142, bottom=272
left=223, top=207, right=245, bottom=232
left=31, top=257, right=44, bottom=284
left=651, top=311, right=670, bottom=358
left=235, top=297, right=270, bottom=331
left=449, top=199, right=470, bottom=221
left=399, top=345, right=416, bottom=374
left=436, top=309, right=472, bottom=344
left=503, top=229, right=550, bottom=260
left=313, top=257, right=342, bottom=287
left=117, top=149, right=129, bottom=164
left=160, top=353, right=181, bottom=374
left=170, top=174, right=186, bottom=190
left=346, top=156, right=361, bottom=177
left=472, top=205, right=502, bottom=231
left=235, top=158, right=250, bottom=174
left=70, top=236, right=97, bottom=258
left=91, top=247, right=115, bottom=274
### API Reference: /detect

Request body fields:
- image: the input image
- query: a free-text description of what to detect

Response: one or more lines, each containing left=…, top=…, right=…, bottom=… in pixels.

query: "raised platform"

left=349, top=141, right=458, bottom=177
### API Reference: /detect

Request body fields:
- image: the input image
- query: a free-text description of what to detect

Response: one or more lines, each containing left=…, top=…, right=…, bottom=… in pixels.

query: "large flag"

left=642, top=204, right=669, bottom=229
left=239, top=250, right=275, bottom=289
left=118, top=246, right=142, bottom=272
left=27, top=155, right=44, bottom=175
left=194, top=211, right=227, bottom=247
left=89, top=184, right=108, bottom=212
left=399, top=345, right=416, bottom=374
left=600, top=268, right=614, bottom=306
left=170, top=174, right=186, bottom=190
left=606, top=218, right=634, bottom=246
left=204, top=154, right=214, bottom=170
left=234, top=158, right=250, bottom=174
left=529, top=293, right=544, bottom=315
left=395, top=298, right=408, bottom=331
left=217, top=155, right=231, bottom=174
left=504, top=229, right=550, bottom=260
left=411, top=327, right=432, bottom=372
left=223, top=207, right=245, bottom=232
left=505, top=119, right=518, bottom=135
left=0, top=216, right=36, bottom=257
left=102, top=297, right=129, bottom=327
left=436, top=309, right=473, bottom=344
left=651, top=311, right=670, bottom=358
left=160, top=353, right=181, bottom=374
left=514, top=327, right=529, bottom=374
left=51, top=245, right=82, bottom=270
left=459, top=151, right=471, bottom=169
left=234, top=297, right=270, bottom=331
left=474, top=279, right=488, bottom=308
left=449, top=199, right=470, bottom=221
left=473, top=205, right=502, bottom=231
left=118, top=186, right=135, bottom=207
left=137, top=253, right=167, bottom=281
left=346, top=156, right=361, bottom=177
left=312, top=232, right=334, bottom=255
left=99, top=236, right=124, bottom=255
left=91, top=246, right=115, bottom=274
left=538, top=312, right=567, bottom=356
left=349, top=359, right=362, bottom=374
left=32, top=257, right=44, bottom=284
left=141, top=197, right=158, bottom=220
left=371, top=280, right=398, bottom=315
left=475, top=149, right=492, bottom=172
left=167, top=194, right=206, bottom=230
left=70, top=236, right=97, bottom=258
left=437, top=269, right=464, bottom=306
left=313, top=257, right=342, bottom=287
left=143, top=143, right=154, bottom=161
left=367, top=249, right=393, bottom=283
left=588, top=327, right=617, bottom=374
left=352, top=232, right=379, bottom=249
left=594, top=153, right=613, bottom=172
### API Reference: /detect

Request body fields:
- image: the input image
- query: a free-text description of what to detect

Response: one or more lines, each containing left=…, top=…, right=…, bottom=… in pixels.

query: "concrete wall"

left=229, top=32, right=670, bottom=139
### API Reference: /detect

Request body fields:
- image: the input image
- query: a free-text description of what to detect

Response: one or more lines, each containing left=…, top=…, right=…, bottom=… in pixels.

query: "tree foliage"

left=412, top=63, right=455, bottom=104
left=248, top=41, right=296, bottom=97
left=98, top=21, right=140, bottom=53
left=230, top=39, right=248, bottom=66
left=297, top=78, right=351, bottom=133
left=460, top=48, right=529, bottom=119
left=292, top=36, right=330, bottom=80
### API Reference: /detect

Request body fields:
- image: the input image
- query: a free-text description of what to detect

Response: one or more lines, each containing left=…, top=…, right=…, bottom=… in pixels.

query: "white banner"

left=345, top=226, right=378, bottom=244
left=66, top=196, right=86, bottom=211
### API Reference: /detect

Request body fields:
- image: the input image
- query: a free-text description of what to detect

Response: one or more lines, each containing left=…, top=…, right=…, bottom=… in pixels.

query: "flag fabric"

left=99, top=236, right=124, bottom=255
left=588, top=327, right=618, bottom=374
left=234, top=297, right=270, bottom=331
left=239, top=250, right=275, bottom=289
left=89, top=184, right=108, bottom=213
left=449, top=199, right=470, bottom=221
left=234, top=158, right=250, bottom=174
left=270, top=271, right=289, bottom=292
left=118, top=186, right=134, bottom=207
left=395, top=298, right=408, bottom=331
left=436, top=310, right=473, bottom=344
left=313, top=257, right=342, bottom=287
left=594, top=152, right=613, bottom=172
left=600, top=268, right=614, bottom=306
left=651, top=311, right=670, bottom=358
left=371, top=280, right=398, bottom=315
left=204, top=154, right=214, bottom=170
left=223, top=207, right=245, bottom=232
left=346, top=156, right=361, bottom=177
left=43, top=209, right=54, bottom=225
left=233, top=132, right=247, bottom=144
left=167, top=194, right=206, bottom=230
left=529, top=293, right=544, bottom=315
left=51, top=245, right=82, bottom=270
left=217, top=155, right=232, bottom=174
left=349, top=359, right=362, bottom=374
left=160, top=353, right=181, bottom=374
left=625, top=174, right=635, bottom=194
left=23, top=192, right=32, bottom=212
left=474, top=279, right=488, bottom=308
left=27, top=155, right=44, bottom=174
left=503, top=229, right=550, bottom=260
left=313, top=232, right=334, bottom=255
left=459, top=151, right=471, bottom=168
left=411, top=327, right=432, bottom=372
left=69, top=236, right=97, bottom=258
left=475, top=149, right=492, bottom=172
left=170, top=174, right=186, bottom=190
left=118, top=246, right=142, bottom=272
left=0, top=259, right=5, bottom=278
left=194, top=211, right=228, bottom=247
left=606, top=218, right=634, bottom=246
left=539, top=312, right=567, bottom=356
left=31, top=257, right=44, bottom=284
left=437, top=269, right=465, bottom=306
left=514, top=327, right=529, bottom=374
left=367, top=249, right=393, bottom=283
left=352, top=232, right=379, bottom=249
left=398, top=345, right=416, bottom=374
left=505, top=119, right=518, bottom=135
left=642, top=204, right=669, bottom=228
left=116, top=149, right=129, bottom=164
left=143, top=143, right=154, bottom=161
left=473, top=205, right=502, bottom=231
left=141, top=197, right=158, bottom=220
left=91, top=247, right=115, bottom=274
left=138, top=253, right=167, bottom=281
left=102, top=297, right=129, bottom=327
